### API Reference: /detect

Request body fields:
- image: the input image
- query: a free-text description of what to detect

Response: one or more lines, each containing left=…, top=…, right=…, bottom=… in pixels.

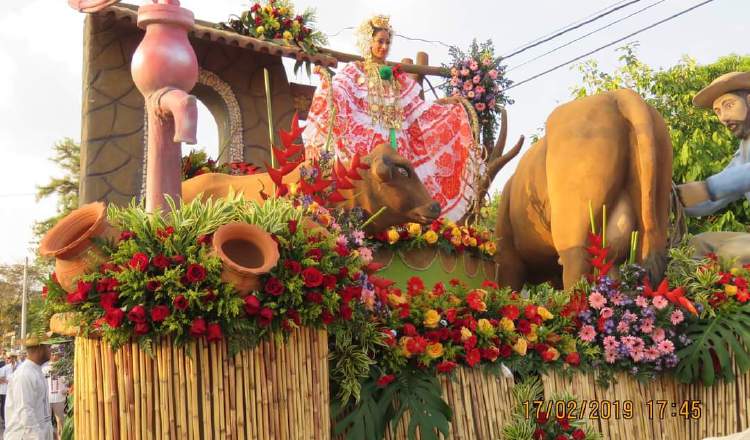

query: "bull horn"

left=211, top=222, right=280, bottom=296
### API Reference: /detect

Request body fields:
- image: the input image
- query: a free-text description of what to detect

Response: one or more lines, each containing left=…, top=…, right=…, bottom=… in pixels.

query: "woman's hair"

left=356, top=15, right=393, bottom=58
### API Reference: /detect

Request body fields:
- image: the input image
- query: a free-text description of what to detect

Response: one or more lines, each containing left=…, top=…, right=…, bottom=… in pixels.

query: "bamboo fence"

left=384, top=367, right=515, bottom=440
left=74, top=327, right=330, bottom=439
left=542, top=369, right=750, bottom=440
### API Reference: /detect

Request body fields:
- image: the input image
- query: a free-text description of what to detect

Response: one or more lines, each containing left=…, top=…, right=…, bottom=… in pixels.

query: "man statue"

left=677, top=71, right=750, bottom=266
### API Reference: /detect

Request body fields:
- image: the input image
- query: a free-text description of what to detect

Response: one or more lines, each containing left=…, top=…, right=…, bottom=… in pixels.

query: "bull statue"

left=496, top=89, right=673, bottom=289
left=182, top=143, right=442, bottom=232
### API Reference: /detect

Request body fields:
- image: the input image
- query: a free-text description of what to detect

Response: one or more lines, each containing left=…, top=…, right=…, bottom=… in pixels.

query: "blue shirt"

left=685, top=139, right=750, bottom=217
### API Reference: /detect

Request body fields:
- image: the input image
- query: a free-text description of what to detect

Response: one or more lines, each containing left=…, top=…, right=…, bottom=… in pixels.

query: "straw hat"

left=693, top=71, right=750, bottom=108
left=21, top=331, right=56, bottom=348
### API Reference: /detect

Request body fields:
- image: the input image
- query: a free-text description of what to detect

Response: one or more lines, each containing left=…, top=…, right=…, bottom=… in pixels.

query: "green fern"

left=675, top=303, right=750, bottom=385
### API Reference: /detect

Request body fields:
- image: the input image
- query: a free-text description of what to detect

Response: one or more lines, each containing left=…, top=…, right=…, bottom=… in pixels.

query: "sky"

left=0, top=0, right=747, bottom=264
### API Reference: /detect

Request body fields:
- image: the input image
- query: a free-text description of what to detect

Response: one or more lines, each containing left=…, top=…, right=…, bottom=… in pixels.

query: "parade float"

left=38, top=0, right=750, bottom=439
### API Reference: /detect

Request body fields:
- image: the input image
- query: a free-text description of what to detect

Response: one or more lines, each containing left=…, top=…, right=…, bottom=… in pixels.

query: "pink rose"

left=488, top=69, right=498, bottom=79
left=472, top=75, right=481, bottom=84
left=462, top=82, right=473, bottom=91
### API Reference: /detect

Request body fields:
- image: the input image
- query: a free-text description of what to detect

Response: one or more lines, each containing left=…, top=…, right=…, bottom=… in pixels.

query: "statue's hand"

left=677, top=181, right=711, bottom=207
left=68, top=0, right=120, bottom=13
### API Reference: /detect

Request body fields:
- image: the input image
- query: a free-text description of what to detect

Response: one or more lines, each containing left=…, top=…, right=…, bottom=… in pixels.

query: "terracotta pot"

left=212, top=222, right=280, bottom=295
left=49, top=312, right=80, bottom=337
left=39, top=202, right=118, bottom=292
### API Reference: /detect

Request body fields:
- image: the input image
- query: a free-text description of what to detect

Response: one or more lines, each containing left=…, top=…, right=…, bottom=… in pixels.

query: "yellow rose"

left=388, top=293, right=406, bottom=306
left=462, top=235, right=472, bottom=246
left=279, top=7, right=288, bottom=15
left=448, top=294, right=462, bottom=305
left=272, top=20, right=281, bottom=30
left=307, top=202, right=319, bottom=213
left=450, top=235, right=462, bottom=247
left=725, top=285, right=738, bottom=296
left=500, top=317, right=515, bottom=332
left=426, top=343, right=444, bottom=359
left=469, top=237, right=478, bottom=247
left=444, top=220, right=456, bottom=229
left=387, top=228, right=400, bottom=244
left=460, top=326, right=473, bottom=341
left=255, top=26, right=266, bottom=35
left=547, top=347, right=560, bottom=361
left=537, top=306, right=554, bottom=321
left=407, top=223, right=422, bottom=237
left=423, top=230, right=438, bottom=244
left=451, top=227, right=462, bottom=237
left=484, top=242, right=497, bottom=256
left=423, top=310, right=441, bottom=328
left=292, top=21, right=300, bottom=31
left=513, top=338, right=528, bottom=356
left=283, top=31, right=293, bottom=40
left=730, top=267, right=740, bottom=275
left=527, top=324, right=539, bottom=342
left=477, top=319, right=495, bottom=336
left=264, top=5, right=273, bottom=13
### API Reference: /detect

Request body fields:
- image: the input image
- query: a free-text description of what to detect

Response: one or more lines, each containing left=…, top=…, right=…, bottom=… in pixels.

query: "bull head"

left=350, top=144, right=441, bottom=232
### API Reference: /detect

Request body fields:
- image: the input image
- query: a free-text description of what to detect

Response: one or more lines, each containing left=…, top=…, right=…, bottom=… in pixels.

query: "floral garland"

left=218, top=0, right=328, bottom=54
left=374, top=218, right=496, bottom=260
left=441, top=39, right=513, bottom=146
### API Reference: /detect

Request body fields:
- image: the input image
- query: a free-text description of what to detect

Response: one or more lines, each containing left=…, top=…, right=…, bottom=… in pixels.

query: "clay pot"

left=49, top=312, right=80, bottom=337
left=39, top=202, right=118, bottom=293
left=212, top=222, right=280, bottom=295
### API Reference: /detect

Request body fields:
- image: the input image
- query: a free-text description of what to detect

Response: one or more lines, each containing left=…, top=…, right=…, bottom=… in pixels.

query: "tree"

left=571, top=45, right=750, bottom=233
left=0, top=262, right=47, bottom=341
left=34, top=138, right=80, bottom=239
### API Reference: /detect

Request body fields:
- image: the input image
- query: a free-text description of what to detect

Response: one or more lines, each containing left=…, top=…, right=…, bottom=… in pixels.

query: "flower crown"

left=356, top=14, right=394, bottom=59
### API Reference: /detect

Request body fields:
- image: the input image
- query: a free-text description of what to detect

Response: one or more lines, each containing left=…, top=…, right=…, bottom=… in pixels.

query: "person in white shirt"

left=0, top=352, right=19, bottom=428
left=41, top=347, right=67, bottom=440
left=4, top=334, right=53, bottom=440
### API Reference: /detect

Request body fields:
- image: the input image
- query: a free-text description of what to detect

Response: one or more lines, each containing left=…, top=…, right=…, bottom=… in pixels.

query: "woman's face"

left=370, top=29, right=391, bottom=62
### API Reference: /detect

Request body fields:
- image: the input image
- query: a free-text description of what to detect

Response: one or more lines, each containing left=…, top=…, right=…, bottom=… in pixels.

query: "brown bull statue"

left=182, top=143, right=442, bottom=232
left=496, top=89, right=673, bottom=289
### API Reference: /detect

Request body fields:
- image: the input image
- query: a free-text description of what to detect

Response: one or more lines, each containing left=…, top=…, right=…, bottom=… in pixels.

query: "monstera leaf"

left=676, top=304, right=750, bottom=385
left=387, top=370, right=452, bottom=440
left=332, top=378, right=392, bottom=440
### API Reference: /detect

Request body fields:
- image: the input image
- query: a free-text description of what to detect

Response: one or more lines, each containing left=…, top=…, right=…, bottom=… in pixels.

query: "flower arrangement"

left=218, top=0, right=328, bottom=54
left=181, top=149, right=259, bottom=180
left=374, top=218, right=497, bottom=260
left=441, top=39, right=514, bottom=146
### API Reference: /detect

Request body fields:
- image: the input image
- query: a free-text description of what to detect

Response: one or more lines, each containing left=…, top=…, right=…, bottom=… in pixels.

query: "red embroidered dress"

left=302, top=62, right=477, bottom=220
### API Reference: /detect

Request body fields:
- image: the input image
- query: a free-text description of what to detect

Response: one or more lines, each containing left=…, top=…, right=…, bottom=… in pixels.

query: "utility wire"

left=505, top=0, right=715, bottom=91
left=507, top=0, right=668, bottom=72
left=503, top=0, right=643, bottom=59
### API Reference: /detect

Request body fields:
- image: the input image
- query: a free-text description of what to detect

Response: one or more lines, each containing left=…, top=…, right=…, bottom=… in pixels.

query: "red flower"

left=572, top=429, right=586, bottom=440
left=398, top=304, right=410, bottom=319
left=134, top=321, right=150, bottom=335
left=323, top=275, right=337, bottom=290
left=555, top=435, right=568, bottom=440
left=407, top=276, right=425, bottom=295
left=499, top=344, right=513, bottom=358
left=449, top=278, right=461, bottom=287
left=185, top=264, right=207, bottom=283
left=339, top=304, right=353, bottom=321
left=481, top=346, right=500, bottom=362
left=524, top=305, right=538, bottom=320
left=264, top=277, right=284, bottom=296
left=41, top=286, right=48, bottom=299
left=146, top=280, right=161, bottom=292
left=501, top=305, right=520, bottom=320
left=436, top=360, right=457, bottom=374
left=104, top=308, right=125, bottom=328
left=445, top=308, right=457, bottom=323
left=96, top=277, right=119, bottom=292
left=66, top=280, right=92, bottom=304
left=558, top=416, right=571, bottom=430
left=305, top=291, right=323, bottom=304
left=173, top=294, right=189, bottom=311
left=150, top=305, right=170, bottom=323
left=537, top=411, right=549, bottom=424
left=541, top=349, right=556, bottom=363
left=432, top=282, right=446, bottom=296
left=321, top=310, right=334, bottom=325
left=406, top=336, right=428, bottom=355
left=201, top=290, right=217, bottom=303
left=377, top=374, right=395, bottom=387
left=99, top=292, right=119, bottom=310
left=565, top=352, right=581, bottom=366
left=463, top=335, right=477, bottom=351
left=403, top=323, right=418, bottom=337
left=129, top=253, right=149, bottom=272
left=119, top=231, right=135, bottom=241
left=284, top=260, right=302, bottom=274
left=197, top=234, right=213, bottom=246
left=207, top=323, right=223, bottom=341
left=152, top=254, right=170, bottom=270
left=517, top=319, right=531, bottom=335
left=464, top=348, right=481, bottom=367
left=171, top=255, right=186, bottom=265
left=189, top=317, right=207, bottom=336
left=127, top=305, right=147, bottom=323
left=244, top=295, right=261, bottom=315
left=301, top=267, right=324, bottom=287
left=466, top=291, right=485, bottom=311
left=306, top=248, right=323, bottom=261
left=533, top=429, right=546, bottom=440
left=258, top=307, right=274, bottom=327
left=157, top=226, right=175, bottom=239
left=482, top=280, right=499, bottom=289
left=286, top=309, right=302, bottom=326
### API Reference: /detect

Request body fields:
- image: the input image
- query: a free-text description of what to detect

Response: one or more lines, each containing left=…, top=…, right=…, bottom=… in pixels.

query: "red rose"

left=134, top=321, right=150, bottom=335
left=189, top=317, right=207, bottom=336
left=340, top=286, right=361, bottom=303
left=66, top=290, right=87, bottom=305
left=432, top=282, right=446, bottom=296
left=321, top=310, right=335, bottom=325
left=305, top=248, right=323, bottom=261
left=301, top=267, right=323, bottom=287
left=197, top=234, right=213, bottom=246
left=201, top=290, right=217, bottom=303
left=445, top=308, right=457, bottom=323
left=207, top=323, right=223, bottom=341
left=244, top=295, right=261, bottom=315
left=99, top=292, right=119, bottom=310
left=558, top=417, right=571, bottom=430
left=339, top=304, right=353, bottom=321
left=171, top=255, right=186, bottom=265
left=284, top=260, right=302, bottom=274
left=537, top=411, right=549, bottom=424
left=554, top=435, right=568, bottom=440
left=376, top=374, right=395, bottom=387
left=436, top=360, right=457, bottom=374
left=185, top=264, right=207, bottom=283
left=152, top=254, right=170, bottom=270
left=150, top=305, right=170, bottom=323
left=305, top=291, right=323, bottom=304
left=541, top=349, right=556, bottom=363
left=482, top=280, right=499, bottom=289
left=104, top=308, right=125, bottom=328
left=96, top=277, right=119, bottom=292
left=146, top=280, right=161, bottom=292
left=481, top=346, right=500, bottom=362
left=129, top=253, right=149, bottom=272
left=403, top=323, right=417, bottom=337
left=335, top=245, right=348, bottom=257
left=499, top=344, right=513, bottom=358
left=517, top=319, right=531, bottom=335
left=286, top=309, right=302, bottom=326
left=264, top=277, right=284, bottom=296
left=157, top=226, right=175, bottom=239
left=127, top=305, right=147, bottom=323
left=258, top=307, right=274, bottom=327
left=463, top=335, right=477, bottom=351
left=406, top=277, right=424, bottom=295
left=533, top=429, right=546, bottom=440
left=287, top=219, right=298, bottom=234
left=322, top=275, right=337, bottom=290
left=406, top=336, right=428, bottom=355
left=565, top=352, right=581, bottom=367
left=119, top=231, right=135, bottom=241
left=464, top=348, right=481, bottom=367
left=173, top=294, right=189, bottom=311
left=449, top=278, right=461, bottom=287
left=524, top=305, right=538, bottom=320
left=572, top=429, right=586, bottom=440
left=398, top=304, right=410, bottom=319
left=500, top=305, right=520, bottom=320
left=337, top=267, right=349, bottom=280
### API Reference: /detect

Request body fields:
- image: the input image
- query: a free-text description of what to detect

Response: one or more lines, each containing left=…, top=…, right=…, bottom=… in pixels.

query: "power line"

left=505, top=0, right=715, bottom=91
left=503, top=0, right=643, bottom=59
left=507, top=0, right=668, bottom=73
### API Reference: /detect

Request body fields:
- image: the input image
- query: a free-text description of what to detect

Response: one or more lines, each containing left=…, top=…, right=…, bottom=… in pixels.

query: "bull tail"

left=613, top=89, right=669, bottom=260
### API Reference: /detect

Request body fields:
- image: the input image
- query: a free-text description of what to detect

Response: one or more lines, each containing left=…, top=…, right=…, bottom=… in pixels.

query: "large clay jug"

left=212, top=222, right=280, bottom=295
left=39, top=202, right=118, bottom=292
